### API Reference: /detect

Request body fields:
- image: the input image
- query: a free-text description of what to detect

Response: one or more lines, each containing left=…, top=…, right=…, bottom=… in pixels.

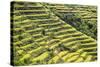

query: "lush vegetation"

left=11, top=1, right=97, bottom=66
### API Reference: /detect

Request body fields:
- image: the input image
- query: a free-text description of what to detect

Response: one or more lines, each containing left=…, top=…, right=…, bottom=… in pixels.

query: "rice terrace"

left=11, top=1, right=97, bottom=66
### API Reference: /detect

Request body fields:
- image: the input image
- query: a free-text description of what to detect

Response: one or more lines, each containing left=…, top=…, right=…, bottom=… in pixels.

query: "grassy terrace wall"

left=11, top=1, right=97, bottom=66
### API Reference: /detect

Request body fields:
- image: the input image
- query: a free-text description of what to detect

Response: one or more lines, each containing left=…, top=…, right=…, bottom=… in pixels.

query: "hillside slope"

left=47, top=3, right=97, bottom=39
left=11, top=1, right=97, bottom=66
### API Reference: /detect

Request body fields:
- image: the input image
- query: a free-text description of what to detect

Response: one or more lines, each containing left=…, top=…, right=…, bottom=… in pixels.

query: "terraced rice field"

left=11, top=1, right=97, bottom=66
left=47, top=4, right=97, bottom=39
